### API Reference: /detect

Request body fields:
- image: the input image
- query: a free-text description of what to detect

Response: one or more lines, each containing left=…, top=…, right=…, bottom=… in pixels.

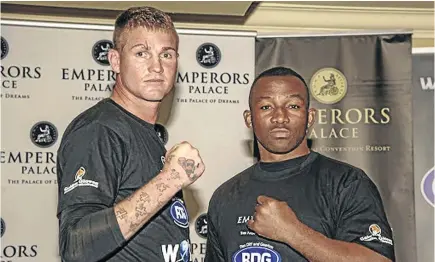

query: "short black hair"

left=249, top=66, right=310, bottom=109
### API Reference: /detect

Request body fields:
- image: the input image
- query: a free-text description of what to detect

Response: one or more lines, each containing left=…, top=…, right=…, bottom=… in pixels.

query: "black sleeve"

left=204, top=196, right=226, bottom=262
left=56, top=123, right=126, bottom=262
left=334, top=170, right=395, bottom=261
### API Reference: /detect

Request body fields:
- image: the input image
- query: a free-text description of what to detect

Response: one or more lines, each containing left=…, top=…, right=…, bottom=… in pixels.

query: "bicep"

left=57, top=124, right=124, bottom=214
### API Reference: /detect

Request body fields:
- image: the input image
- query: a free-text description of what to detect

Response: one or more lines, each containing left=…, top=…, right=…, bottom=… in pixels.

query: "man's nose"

left=148, top=56, right=163, bottom=73
left=271, top=107, right=289, bottom=124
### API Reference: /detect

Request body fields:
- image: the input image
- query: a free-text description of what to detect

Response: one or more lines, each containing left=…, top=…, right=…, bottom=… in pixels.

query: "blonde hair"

left=113, top=6, right=178, bottom=51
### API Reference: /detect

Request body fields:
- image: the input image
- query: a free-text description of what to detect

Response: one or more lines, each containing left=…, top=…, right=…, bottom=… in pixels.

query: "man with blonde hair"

left=56, top=6, right=205, bottom=262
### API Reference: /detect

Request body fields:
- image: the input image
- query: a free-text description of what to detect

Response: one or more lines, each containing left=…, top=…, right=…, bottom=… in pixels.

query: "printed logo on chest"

left=232, top=242, right=281, bottom=262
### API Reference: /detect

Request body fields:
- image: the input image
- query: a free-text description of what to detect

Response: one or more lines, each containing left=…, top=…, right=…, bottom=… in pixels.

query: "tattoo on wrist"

left=167, top=154, right=174, bottom=164
left=168, top=169, right=180, bottom=180
left=166, top=169, right=182, bottom=189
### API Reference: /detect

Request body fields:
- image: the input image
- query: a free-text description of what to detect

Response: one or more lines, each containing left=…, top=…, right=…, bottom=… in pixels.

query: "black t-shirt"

left=205, top=151, right=395, bottom=262
left=56, top=98, right=191, bottom=262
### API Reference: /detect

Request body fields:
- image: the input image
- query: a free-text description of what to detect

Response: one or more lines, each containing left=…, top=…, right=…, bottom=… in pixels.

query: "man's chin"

left=144, top=98, right=163, bottom=102
left=263, top=143, right=297, bottom=155
left=142, top=93, right=166, bottom=102
left=142, top=90, right=172, bottom=103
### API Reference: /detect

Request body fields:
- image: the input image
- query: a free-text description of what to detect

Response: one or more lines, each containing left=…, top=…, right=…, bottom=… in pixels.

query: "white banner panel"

left=1, top=23, right=115, bottom=262
left=170, top=34, right=255, bottom=261
left=1, top=21, right=255, bottom=262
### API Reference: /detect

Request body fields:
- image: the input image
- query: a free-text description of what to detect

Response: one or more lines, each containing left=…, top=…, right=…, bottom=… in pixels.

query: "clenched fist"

left=247, top=195, right=302, bottom=243
left=163, top=141, right=205, bottom=188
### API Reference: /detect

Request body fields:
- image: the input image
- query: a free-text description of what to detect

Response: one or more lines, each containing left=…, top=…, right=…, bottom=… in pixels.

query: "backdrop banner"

left=0, top=22, right=255, bottom=262
left=256, top=33, right=415, bottom=262
left=412, top=48, right=434, bottom=262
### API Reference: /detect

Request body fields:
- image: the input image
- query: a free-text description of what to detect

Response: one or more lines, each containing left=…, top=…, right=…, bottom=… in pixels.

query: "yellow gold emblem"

left=309, top=68, right=347, bottom=104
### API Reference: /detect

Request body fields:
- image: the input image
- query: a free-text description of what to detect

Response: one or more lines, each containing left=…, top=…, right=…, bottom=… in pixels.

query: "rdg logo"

left=232, top=247, right=281, bottom=262
left=170, top=199, right=189, bottom=228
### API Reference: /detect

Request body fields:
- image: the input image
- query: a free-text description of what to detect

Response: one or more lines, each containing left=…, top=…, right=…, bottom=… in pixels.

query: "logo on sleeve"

left=232, top=242, right=281, bottom=262
left=63, top=167, right=99, bottom=194
left=359, top=224, right=393, bottom=245
left=170, top=199, right=189, bottom=228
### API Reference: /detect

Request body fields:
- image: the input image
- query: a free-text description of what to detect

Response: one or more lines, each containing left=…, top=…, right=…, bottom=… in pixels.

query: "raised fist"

left=163, top=141, right=205, bottom=188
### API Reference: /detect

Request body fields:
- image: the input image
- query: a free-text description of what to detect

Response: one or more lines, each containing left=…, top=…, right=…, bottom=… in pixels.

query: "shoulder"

left=312, top=152, right=374, bottom=190
left=314, top=152, right=364, bottom=174
left=209, top=164, right=256, bottom=208
left=65, top=99, right=125, bottom=133
left=59, top=100, right=129, bottom=152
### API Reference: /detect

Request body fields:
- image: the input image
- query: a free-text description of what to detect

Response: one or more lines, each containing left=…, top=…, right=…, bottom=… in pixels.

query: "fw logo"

left=420, top=77, right=434, bottom=90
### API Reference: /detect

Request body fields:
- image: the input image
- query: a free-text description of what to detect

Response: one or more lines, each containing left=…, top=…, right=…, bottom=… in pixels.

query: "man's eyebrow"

left=162, top=47, right=176, bottom=52
left=256, top=94, right=305, bottom=100
left=130, top=44, right=149, bottom=50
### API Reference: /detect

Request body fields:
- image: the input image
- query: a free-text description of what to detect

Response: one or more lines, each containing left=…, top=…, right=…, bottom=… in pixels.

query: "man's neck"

left=259, top=143, right=311, bottom=163
left=110, top=84, right=160, bottom=124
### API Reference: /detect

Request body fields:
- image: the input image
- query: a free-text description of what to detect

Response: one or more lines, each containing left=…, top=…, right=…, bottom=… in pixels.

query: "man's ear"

left=243, top=110, right=252, bottom=128
left=307, top=108, right=317, bottom=129
left=108, top=48, right=121, bottom=74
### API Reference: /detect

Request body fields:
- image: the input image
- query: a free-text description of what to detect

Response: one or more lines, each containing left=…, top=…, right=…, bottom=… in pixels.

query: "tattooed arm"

left=114, top=168, right=184, bottom=239
left=58, top=141, right=205, bottom=262
left=114, top=142, right=205, bottom=239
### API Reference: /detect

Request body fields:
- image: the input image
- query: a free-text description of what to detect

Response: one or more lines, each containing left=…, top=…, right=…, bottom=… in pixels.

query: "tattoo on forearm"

left=139, top=192, right=151, bottom=203
left=135, top=203, right=149, bottom=219
left=178, top=157, right=198, bottom=181
left=128, top=221, right=141, bottom=234
left=115, top=207, right=128, bottom=220
left=157, top=183, right=170, bottom=192
left=121, top=174, right=176, bottom=237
